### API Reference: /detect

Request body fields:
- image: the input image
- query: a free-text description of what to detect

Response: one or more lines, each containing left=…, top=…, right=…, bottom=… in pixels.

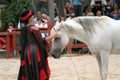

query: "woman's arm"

left=30, top=26, right=59, bottom=43
left=45, top=33, right=59, bottom=42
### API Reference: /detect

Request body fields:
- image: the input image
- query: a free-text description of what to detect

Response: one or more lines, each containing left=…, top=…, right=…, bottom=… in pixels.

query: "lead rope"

left=68, top=55, right=80, bottom=80
left=54, top=27, right=80, bottom=80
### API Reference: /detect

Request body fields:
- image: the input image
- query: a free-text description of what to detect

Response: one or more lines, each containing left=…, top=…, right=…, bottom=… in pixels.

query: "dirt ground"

left=0, top=54, right=120, bottom=80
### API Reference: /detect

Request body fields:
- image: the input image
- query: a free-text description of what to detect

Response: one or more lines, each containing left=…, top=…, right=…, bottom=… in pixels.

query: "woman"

left=90, top=0, right=107, bottom=15
left=35, top=17, right=48, bottom=38
left=18, top=9, right=58, bottom=80
left=5, top=23, right=14, bottom=54
left=64, top=2, right=75, bottom=18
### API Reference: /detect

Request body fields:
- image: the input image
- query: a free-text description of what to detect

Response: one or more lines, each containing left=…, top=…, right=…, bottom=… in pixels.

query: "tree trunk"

left=48, top=0, right=54, bottom=22
left=55, top=0, right=63, bottom=17
left=118, top=0, right=120, bottom=9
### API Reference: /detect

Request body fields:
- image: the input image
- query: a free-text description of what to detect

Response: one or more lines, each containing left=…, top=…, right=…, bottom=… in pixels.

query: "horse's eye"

left=54, top=37, right=60, bottom=41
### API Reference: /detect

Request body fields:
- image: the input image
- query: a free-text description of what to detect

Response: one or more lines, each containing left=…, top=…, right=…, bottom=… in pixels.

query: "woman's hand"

left=45, top=32, right=59, bottom=42
left=30, top=26, right=39, bottom=30
left=51, top=32, right=59, bottom=38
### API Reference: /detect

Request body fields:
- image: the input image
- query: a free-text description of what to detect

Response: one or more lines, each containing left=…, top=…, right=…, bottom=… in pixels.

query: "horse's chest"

left=112, top=38, right=120, bottom=49
left=111, top=31, right=120, bottom=48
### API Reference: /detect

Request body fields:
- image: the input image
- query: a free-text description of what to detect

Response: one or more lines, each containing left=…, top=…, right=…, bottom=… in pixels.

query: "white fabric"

left=17, top=21, right=21, bottom=29
left=35, top=23, right=48, bottom=38
left=90, top=0, right=107, bottom=6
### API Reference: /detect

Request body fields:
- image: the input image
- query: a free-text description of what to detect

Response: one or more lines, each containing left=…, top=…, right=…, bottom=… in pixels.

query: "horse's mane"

left=52, top=16, right=115, bottom=34
left=73, top=16, right=113, bottom=32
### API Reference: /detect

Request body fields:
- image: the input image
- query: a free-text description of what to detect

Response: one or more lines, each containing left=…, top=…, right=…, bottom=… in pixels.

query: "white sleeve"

left=102, top=0, right=107, bottom=5
left=43, top=23, right=48, bottom=28
left=90, top=0, right=95, bottom=6
left=17, top=21, right=21, bottom=29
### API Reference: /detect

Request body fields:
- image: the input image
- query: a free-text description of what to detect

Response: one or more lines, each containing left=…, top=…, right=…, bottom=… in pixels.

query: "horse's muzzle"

left=51, top=49, right=61, bottom=59
left=51, top=54, right=60, bottom=59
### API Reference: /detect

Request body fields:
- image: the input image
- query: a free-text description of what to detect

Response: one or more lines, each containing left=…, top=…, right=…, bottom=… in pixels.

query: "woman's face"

left=29, top=15, right=34, bottom=24
left=8, top=25, right=13, bottom=29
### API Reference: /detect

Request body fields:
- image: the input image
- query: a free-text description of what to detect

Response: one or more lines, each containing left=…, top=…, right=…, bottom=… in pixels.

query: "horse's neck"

left=71, top=33, right=89, bottom=44
left=62, top=27, right=90, bottom=44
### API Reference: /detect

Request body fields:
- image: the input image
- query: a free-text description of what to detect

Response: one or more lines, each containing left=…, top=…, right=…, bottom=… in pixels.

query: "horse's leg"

left=95, top=51, right=110, bottom=80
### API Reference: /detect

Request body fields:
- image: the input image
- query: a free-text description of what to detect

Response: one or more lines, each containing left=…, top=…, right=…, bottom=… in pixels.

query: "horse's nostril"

left=52, top=54, right=56, bottom=58
left=52, top=54, right=60, bottom=59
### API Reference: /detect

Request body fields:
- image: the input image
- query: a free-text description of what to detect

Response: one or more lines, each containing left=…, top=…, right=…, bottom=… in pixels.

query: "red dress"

left=18, top=25, right=50, bottom=80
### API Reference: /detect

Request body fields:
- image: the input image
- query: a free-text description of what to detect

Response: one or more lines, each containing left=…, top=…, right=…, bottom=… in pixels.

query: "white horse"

left=50, top=16, right=120, bottom=80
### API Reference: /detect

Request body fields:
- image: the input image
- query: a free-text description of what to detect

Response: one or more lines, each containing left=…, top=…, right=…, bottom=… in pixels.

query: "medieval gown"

left=18, top=25, right=50, bottom=80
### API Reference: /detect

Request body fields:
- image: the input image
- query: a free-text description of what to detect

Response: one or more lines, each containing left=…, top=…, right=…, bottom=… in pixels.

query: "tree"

left=0, top=0, right=32, bottom=31
left=54, top=0, right=68, bottom=17
left=48, top=0, right=54, bottom=22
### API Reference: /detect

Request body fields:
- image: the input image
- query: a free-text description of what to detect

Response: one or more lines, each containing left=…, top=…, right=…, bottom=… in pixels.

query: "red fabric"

left=22, top=76, right=26, bottom=80
left=39, top=69, right=46, bottom=80
left=0, top=38, right=6, bottom=43
left=0, top=44, right=2, bottom=48
left=20, top=10, right=33, bottom=21
left=18, top=26, right=51, bottom=80
left=21, top=60, right=25, bottom=67
left=46, top=58, right=51, bottom=78
left=37, top=45, right=50, bottom=80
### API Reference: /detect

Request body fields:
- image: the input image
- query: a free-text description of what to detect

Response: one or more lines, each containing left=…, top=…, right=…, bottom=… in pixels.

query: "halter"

left=53, top=28, right=57, bottom=32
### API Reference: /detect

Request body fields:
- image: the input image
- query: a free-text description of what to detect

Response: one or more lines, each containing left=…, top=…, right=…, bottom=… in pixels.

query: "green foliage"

left=0, top=0, right=33, bottom=31
left=0, top=0, right=12, bottom=4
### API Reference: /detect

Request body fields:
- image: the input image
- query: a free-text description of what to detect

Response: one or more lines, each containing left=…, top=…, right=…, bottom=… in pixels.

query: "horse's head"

left=50, top=21, right=69, bottom=58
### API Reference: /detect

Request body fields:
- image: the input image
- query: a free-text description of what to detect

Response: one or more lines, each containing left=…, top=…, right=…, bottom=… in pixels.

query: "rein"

left=53, top=28, right=57, bottom=32
left=54, top=26, right=80, bottom=79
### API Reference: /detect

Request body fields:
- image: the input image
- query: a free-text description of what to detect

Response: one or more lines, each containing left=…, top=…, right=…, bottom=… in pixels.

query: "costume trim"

left=20, top=11, right=33, bottom=21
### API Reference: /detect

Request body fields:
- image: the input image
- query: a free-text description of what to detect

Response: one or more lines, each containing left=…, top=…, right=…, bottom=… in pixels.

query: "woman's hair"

left=8, top=22, right=13, bottom=26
